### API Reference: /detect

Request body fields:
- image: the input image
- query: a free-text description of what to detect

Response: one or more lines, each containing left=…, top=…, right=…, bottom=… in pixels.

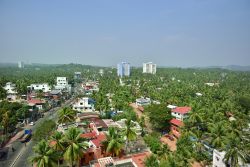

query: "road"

left=0, top=98, right=74, bottom=167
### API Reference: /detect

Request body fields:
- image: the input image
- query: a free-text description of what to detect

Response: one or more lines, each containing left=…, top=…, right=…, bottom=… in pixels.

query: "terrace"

left=89, top=152, right=150, bottom=167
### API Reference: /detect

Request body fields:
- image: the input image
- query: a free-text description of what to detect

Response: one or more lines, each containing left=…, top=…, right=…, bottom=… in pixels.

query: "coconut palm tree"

left=57, top=107, right=76, bottom=125
left=187, top=110, right=203, bottom=130
left=29, top=140, right=58, bottom=167
left=207, top=121, right=227, bottom=149
left=159, top=153, right=180, bottom=167
left=50, top=131, right=64, bottom=151
left=224, top=134, right=248, bottom=167
left=123, top=119, right=137, bottom=153
left=144, top=154, right=159, bottom=167
left=63, top=127, right=88, bottom=167
left=102, top=127, right=124, bottom=157
left=50, top=131, right=65, bottom=166
left=138, top=116, right=146, bottom=136
left=2, top=111, right=10, bottom=134
left=36, top=89, right=44, bottom=100
left=157, top=144, right=170, bottom=160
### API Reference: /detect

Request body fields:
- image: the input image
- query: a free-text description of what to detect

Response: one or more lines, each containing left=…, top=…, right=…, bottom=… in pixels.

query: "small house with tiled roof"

left=171, top=106, right=191, bottom=121
left=170, top=118, right=184, bottom=138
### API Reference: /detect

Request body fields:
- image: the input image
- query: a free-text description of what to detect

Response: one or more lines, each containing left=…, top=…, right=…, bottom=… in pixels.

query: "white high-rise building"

left=143, top=62, right=156, bottom=74
left=117, top=62, right=130, bottom=77
left=99, top=69, right=104, bottom=76
left=18, top=61, right=24, bottom=68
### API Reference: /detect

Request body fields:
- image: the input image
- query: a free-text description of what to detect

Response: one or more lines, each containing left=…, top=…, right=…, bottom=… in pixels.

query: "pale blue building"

left=117, top=62, right=130, bottom=77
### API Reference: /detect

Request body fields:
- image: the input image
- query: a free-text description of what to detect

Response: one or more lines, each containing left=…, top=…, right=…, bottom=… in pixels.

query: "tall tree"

left=2, top=111, right=10, bottom=134
left=207, top=121, right=227, bottom=149
left=63, top=127, right=88, bottom=167
left=102, top=127, right=124, bottom=157
left=144, top=154, right=159, bottom=167
left=144, top=104, right=172, bottom=131
left=224, top=134, right=248, bottom=167
left=122, top=119, right=137, bottom=152
left=57, top=107, right=76, bottom=125
left=29, top=140, right=58, bottom=167
left=0, top=87, right=7, bottom=100
left=50, top=131, right=64, bottom=167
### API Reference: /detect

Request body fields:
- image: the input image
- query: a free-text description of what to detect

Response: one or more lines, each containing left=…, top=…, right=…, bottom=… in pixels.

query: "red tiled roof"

left=170, top=118, right=184, bottom=127
left=28, top=99, right=45, bottom=104
left=132, top=152, right=151, bottom=167
left=172, top=107, right=191, bottom=114
left=91, top=132, right=106, bottom=147
left=88, top=118, right=108, bottom=128
left=80, top=132, right=97, bottom=139
left=138, top=106, right=144, bottom=112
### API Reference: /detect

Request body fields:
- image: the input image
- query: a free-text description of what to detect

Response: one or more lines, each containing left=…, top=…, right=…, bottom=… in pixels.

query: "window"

left=216, top=156, right=220, bottom=161
left=80, top=102, right=83, bottom=105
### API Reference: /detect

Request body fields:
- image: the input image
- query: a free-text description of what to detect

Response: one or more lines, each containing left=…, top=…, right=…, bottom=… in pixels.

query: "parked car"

left=29, top=122, right=35, bottom=126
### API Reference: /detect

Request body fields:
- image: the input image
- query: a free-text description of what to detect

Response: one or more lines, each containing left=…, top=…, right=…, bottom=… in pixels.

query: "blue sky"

left=0, top=0, right=249, bottom=67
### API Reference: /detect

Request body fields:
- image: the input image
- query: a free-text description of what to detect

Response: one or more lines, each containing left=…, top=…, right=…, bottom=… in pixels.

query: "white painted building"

left=196, top=92, right=203, bottom=96
left=116, top=119, right=142, bottom=135
left=205, top=83, right=219, bottom=87
left=3, top=82, right=17, bottom=100
left=56, top=77, right=68, bottom=87
left=167, top=104, right=177, bottom=109
left=27, top=83, right=51, bottom=92
left=74, top=72, right=81, bottom=80
left=213, top=149, right=227, bottom=167
left=213, top=149, right=250, bottom=167
left=143, top=62, right=156, bottom=74
left=171, top=107, right=191, bottom=121
left=4, top=82, right=17, bottom=94
left=18, top=61, right=24, bottom=68
left=72, top=97, right=95, bottom=112
left=99, top=69, right=104, bottom=76
left=135, top=97, right=151, bottom=106
left=54, top=77, right=72, bottom=92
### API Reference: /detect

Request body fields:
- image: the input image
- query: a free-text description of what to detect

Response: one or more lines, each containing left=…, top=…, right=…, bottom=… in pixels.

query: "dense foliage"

left=1, top=64, right=250, bottom=166
left=33, top=120, right=56, bottom=142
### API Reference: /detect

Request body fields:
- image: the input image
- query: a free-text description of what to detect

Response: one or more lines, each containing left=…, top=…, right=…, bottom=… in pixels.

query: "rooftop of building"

left=28, top=99, right=45, bottom=104
left=171, top=106, right=191, bottom=114
left=170, top=118, right=184, bottom=127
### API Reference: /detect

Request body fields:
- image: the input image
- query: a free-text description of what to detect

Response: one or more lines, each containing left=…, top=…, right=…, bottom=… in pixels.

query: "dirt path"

left=129, top=103, right=152, bottom=133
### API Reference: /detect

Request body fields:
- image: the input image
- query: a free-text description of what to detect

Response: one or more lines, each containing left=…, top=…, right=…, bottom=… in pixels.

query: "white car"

left=29, top=122, right=35, bottom=126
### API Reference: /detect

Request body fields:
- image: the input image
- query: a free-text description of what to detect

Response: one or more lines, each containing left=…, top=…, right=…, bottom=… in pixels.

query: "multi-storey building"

left=18, top=61, right=24, bottom=68
left=143, top=62, right=156, bottom=74
left=27, top=83, right=51, bottom=92
left=117, top=62, right=130, bottom=77
left=171, top=106, right=191, bottom=121
left=54, top=77, right=71, bottom=92
left=3, top=82, right=18, bottom=100
left=72, top=97, right=95, bottom=112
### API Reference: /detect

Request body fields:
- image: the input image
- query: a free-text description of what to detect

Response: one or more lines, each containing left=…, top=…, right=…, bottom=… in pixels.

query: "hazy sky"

left=0, top=0, right=249, bottom=67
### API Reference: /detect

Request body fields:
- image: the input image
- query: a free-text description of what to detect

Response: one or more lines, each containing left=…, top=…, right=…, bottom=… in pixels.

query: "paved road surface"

left=0, top=98, right=73, bottom=167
